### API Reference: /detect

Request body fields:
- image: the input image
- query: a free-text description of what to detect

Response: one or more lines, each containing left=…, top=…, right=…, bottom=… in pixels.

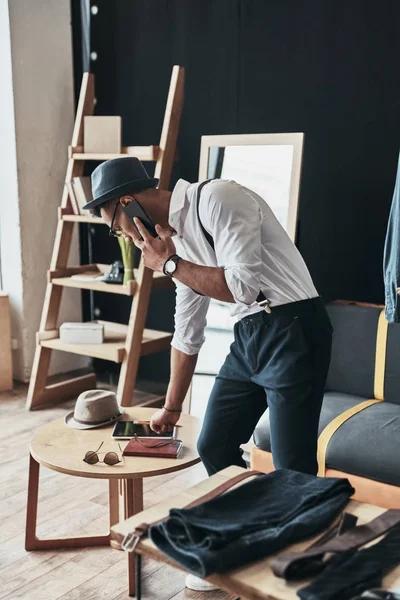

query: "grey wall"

left=0, top=0, right=87, bottom=380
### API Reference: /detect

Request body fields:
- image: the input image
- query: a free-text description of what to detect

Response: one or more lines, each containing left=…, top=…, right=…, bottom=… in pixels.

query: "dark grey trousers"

left=197, top=297, right=333, bottom=476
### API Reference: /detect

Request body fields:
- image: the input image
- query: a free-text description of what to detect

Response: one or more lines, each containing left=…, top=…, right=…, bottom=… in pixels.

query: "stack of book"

left=66, top=177, right=93, bottom=215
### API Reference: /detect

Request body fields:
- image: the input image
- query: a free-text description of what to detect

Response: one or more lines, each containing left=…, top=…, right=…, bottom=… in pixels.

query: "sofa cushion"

left=384, top=322, right=400, bottom=405
left=253, top=392, right=400, bottom=487
left=253, top=392, right=363, bottom=451
left=325, top=303, right=381, bottom=398
left=317, top=391, right=369, bottom=429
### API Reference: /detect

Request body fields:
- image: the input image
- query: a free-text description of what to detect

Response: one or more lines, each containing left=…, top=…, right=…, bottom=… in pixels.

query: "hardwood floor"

left=0, top=384, right=234, bottom=600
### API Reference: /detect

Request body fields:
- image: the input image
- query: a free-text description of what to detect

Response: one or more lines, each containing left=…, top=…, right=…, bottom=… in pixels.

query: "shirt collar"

left=168, top=179, right=191, bottom=235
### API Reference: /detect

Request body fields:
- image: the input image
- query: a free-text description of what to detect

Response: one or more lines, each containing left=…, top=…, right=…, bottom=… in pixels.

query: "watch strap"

left=163, top=254, right=181, bottom=276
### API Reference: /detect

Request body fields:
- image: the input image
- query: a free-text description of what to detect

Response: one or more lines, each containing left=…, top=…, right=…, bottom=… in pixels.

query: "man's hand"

left=132, top=219, right=176, bottom=272
left=132, top=218, right=234, bottom=302
left=150, top=408, right=181, bottom=434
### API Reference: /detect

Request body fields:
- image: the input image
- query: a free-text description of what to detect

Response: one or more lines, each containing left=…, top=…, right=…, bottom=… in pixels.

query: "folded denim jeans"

left=149, top=469, right=354, bottom=577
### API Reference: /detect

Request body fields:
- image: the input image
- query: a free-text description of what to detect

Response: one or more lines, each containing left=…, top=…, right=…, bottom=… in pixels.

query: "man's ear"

left=120, top=195, right=134, bottom=207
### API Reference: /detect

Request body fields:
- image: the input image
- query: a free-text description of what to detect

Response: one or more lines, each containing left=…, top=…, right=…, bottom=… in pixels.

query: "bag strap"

left=122, top=469, right=261, bottom=553
left=271, top=509, right=400, bottom=579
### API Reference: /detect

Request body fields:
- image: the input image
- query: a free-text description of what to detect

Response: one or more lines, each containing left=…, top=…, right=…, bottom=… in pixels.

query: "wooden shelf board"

left=40, top=321, right=172, bottom=363
left=71, top=145, right=159, bottom=162
left=62, top=215, right=104, bottom=224
left=50, top=264, right=174, bottom=295
left=51, top=264, right=136, bottom=296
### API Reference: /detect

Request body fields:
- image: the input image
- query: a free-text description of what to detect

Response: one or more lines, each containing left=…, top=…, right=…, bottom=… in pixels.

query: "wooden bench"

left=111, top=465, right=400, bottom=599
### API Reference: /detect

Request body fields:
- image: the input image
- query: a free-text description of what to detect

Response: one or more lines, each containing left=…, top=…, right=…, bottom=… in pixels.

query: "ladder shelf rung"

left=40, top=321, right=173, bottom=363
left=70, top=145, right=160, bottom=162
left=62, top=214, right=104, bottom=224
left=49, top=264, right=174, bottom=295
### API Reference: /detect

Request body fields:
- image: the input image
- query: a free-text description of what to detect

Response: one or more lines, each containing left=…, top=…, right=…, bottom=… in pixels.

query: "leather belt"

left=122, top=470, right=261, bottom=553
left=271, top=508, right=400, bottom=580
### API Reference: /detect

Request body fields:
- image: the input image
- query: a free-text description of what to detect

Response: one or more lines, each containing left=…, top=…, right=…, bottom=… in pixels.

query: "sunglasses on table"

left=83, top=441, right=123, bottom=466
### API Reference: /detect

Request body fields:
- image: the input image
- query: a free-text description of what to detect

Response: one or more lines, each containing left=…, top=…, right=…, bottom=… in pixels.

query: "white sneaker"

left=185, top=573, right=220, bottom=592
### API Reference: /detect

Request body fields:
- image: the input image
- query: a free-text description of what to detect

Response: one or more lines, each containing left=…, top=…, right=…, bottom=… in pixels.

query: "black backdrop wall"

left=73, top=0, right=400, bottom=383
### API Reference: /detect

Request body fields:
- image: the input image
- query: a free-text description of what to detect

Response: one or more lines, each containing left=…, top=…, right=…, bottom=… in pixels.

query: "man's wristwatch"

left=163, top=254, right=181, bottom=277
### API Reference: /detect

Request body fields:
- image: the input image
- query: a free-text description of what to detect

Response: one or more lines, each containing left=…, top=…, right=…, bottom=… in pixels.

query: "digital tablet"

left=111, top=421, right=175, bottom=440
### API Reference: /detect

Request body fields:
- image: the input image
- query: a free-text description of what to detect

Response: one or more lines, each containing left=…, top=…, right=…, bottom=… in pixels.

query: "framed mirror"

left=189, top=133, right=305, bottom=419
left=199, top=132, right=304, bottom=241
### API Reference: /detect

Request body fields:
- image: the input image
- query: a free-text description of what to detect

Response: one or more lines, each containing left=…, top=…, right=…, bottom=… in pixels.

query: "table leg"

left=123, top=478, right=144, bottom=597
left=136, top=553, right=142, bottom=600
left=109, top=479, right=120, bottom=526
left=124, top=478, right=144, bottom=516
left=128, top=552, right=136, bottom=596
left=109, top=479, right=121, bottom=550
left=25, top=454, right=40, bottom=550
left=25, top=453, right=110, bottom=551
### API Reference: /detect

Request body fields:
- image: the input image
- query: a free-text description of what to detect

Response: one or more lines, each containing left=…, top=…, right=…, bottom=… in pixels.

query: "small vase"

left=118, top=238, right=136, bottom=285
left=123, top=268, right=133, bottom=285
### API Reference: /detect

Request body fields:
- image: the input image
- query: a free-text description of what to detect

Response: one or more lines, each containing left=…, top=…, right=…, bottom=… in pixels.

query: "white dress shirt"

left=169, top=179, right=318, bottom=355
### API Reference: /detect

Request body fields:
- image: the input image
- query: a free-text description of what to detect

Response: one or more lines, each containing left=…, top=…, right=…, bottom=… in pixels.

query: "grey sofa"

left=252, top=301, right=400, bottom=507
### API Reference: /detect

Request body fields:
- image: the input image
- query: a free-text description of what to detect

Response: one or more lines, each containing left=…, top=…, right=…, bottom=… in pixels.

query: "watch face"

left=166, top=259, right=176, bottom=275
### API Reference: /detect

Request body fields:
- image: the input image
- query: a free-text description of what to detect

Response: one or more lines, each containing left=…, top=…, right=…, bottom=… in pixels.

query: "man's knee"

left=197, top=430, right=213, bottom=463
left=273, top=445, right=318, bottom=476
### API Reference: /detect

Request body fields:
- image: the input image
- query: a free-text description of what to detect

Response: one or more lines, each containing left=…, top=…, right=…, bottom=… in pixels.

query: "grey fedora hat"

left=64, top=389, right=124, bottom=430
left=82, top=157, right=159, bottom=211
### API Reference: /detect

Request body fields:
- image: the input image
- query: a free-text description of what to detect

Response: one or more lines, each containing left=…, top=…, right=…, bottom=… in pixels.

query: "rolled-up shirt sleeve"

left=201, top=181, right=263, bottom=306
left=171, top=280, right=210, bottom=355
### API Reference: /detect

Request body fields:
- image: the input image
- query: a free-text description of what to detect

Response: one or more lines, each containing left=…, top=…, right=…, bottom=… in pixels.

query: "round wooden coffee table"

left=25, top=407, right=201, bottom=556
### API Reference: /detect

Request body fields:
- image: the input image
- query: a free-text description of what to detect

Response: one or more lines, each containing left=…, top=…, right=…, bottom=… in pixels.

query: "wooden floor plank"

left=0, top=551, right=80, bottom=599
left=0, top=478, right=105, bottom=544
left=0, top=547, right=78, bottom=585
left=55, top=558, right=128, bottom=600
left=0, top=472, right=33, bottom=503
left=114, top=563, right=186, bottom=600
left=57, top=557, right=163, bottom=600
left=1, top=549, right=123, bottom=600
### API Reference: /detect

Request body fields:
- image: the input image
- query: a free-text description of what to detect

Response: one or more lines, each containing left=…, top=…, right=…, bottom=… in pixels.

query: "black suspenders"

left=195, top=180, right=267, bottom=305
left=196, top=179, right=215, bottom=249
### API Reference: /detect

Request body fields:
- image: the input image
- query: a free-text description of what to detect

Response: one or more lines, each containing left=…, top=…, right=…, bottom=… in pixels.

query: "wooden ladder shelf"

left=26, top=66, right=184, bottom=410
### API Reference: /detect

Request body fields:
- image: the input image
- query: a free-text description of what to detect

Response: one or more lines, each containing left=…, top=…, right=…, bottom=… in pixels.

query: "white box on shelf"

left=83, top=116, right=121, bottom=153
left=59, top=322, right=104, bottom=344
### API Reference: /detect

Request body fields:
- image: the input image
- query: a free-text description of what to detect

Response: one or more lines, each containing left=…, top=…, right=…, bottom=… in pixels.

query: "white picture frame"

left=198, top=132, right=304, bottom=241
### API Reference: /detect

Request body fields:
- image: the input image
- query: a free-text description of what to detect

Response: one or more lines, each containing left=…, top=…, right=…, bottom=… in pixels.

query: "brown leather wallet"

left=123, top=438, right=183, bottom=458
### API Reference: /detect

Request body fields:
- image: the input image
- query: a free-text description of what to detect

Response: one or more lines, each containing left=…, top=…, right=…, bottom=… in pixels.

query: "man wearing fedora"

left=83, top=158, right=332, bottom=588
left=84, top=156, right=332, bottom=474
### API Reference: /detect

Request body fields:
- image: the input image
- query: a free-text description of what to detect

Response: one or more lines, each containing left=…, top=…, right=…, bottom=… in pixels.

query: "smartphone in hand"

left=122, top=200, right=158, bottom=238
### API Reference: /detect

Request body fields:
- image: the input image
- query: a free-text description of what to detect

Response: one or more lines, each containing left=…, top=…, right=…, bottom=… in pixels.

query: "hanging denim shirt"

left=384, top=153, right=400, bottom=323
